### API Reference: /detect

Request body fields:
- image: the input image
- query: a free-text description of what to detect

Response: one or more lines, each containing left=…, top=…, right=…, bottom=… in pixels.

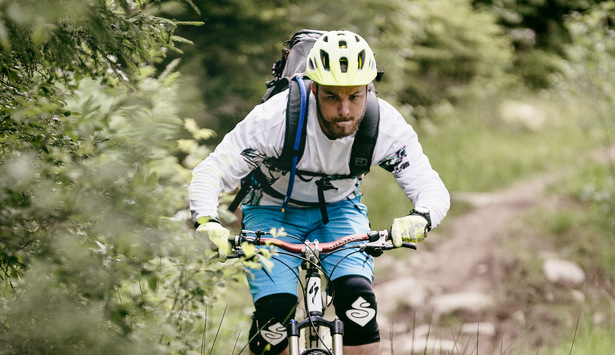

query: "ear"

left=311, top=82, right=317, bottom=95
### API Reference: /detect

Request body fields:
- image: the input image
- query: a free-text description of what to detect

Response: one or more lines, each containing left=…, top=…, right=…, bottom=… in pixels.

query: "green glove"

left=390, top=208, right=431, bottom=247
left=196, top=221, right=232, bottom=261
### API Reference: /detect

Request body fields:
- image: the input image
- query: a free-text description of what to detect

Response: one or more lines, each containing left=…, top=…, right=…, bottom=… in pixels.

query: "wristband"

left=409, top=207, right=432, bottom=231
left=195, top=216, right=221, bottom=228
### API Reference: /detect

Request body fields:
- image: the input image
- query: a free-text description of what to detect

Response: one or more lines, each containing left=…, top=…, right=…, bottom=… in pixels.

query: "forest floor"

left=373, top=145, right=615, bottom=354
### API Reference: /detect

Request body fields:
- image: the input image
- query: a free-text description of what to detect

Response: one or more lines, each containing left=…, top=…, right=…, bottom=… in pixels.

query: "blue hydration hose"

left=281, top=76, right=308, bottom=212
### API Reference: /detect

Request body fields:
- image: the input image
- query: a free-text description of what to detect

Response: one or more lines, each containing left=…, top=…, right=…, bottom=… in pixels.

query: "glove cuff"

left=195, top=216, right=221, bottom=228
left=409, top=207, right=432, bottom=231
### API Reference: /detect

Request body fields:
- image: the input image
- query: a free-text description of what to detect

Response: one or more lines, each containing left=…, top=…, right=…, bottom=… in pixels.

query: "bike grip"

left=367, top=231, right=380, bottom=242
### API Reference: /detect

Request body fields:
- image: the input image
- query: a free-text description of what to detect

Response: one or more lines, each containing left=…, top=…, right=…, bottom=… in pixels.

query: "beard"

left=316, top=105, right=366, bottom=140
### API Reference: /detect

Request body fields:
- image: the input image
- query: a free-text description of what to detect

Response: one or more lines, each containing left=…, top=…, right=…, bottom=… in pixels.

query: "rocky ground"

left=372, top=170, right=596, bottom=354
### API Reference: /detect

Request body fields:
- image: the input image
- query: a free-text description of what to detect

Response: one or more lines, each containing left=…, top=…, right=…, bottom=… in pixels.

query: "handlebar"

left=227, top=229, right=416, bottom=259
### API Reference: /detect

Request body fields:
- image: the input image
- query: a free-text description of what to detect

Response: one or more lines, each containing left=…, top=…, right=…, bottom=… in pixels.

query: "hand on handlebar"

left=390, top=215, right=429, bottom=247
left=196, top=221, right=232, bottom=261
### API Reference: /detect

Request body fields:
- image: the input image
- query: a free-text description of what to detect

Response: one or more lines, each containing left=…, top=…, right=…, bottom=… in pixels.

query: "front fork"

left=287, top=270, right=344, bottom=354
left=287, top=317, right=343, bottom=355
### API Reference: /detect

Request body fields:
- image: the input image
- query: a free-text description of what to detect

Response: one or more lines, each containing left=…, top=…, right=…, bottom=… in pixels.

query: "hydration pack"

left=229, top=29, right=382, bottom=223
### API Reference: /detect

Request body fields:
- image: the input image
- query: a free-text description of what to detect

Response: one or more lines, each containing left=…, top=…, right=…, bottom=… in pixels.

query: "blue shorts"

left=241, top=197, right=374, bottom=302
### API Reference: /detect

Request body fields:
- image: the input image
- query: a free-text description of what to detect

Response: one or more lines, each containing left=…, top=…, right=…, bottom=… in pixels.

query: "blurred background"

left=1, top=0, right=613, bottom=353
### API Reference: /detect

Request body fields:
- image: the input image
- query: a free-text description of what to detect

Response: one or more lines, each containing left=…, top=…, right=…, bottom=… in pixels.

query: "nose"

left=337, top=99, right=351, bottom=117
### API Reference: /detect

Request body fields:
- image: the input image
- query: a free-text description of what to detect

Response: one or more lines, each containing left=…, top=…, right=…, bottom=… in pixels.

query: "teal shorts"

left=241, top=196, right=374, bottom=302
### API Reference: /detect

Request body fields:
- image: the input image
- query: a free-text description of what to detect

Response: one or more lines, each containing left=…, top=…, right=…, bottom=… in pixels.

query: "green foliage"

left=365, top=0, right=514, bottom=108
left=286, top=0, right=515, bottom=108
left=0, top=0, right=181, bottom=94
left=0, top=1, right=245, bottom=353
left=553, top=1, right=615, bottom=225
left=166, top=0, right=515, bottom=136
left=472, top=0, right=610, bottom=88
left=557, top=2, right=615, bottom=108
left=161, top=0, right=296, bottom=138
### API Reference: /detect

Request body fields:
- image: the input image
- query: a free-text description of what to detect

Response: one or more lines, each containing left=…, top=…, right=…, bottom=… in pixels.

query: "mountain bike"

left=226, top=229, right=417, bottom=355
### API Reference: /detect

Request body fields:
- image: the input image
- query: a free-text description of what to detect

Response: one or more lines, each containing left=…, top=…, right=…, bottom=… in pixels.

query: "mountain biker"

left=189, top=30, right=450, bottom=355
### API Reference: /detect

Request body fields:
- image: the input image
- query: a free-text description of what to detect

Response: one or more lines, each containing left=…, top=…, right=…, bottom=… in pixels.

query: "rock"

left=460, top=322, right=496, bottom=337
left=378, top=318, right=410, bottom=336
left=570, top=289, right=585, bottom=303
left=397, top=336, right=457, bottom=354
left=451, top=191, right=499, bottom=207
left=542, top=258, right=585, bottom=285
left=380, top=324, right=452, bottom=355
left=374, top=276, right=430, bottom=316
left=429, top=292, right=494, bottom=317
left=499, top=100, right=546, bottom=132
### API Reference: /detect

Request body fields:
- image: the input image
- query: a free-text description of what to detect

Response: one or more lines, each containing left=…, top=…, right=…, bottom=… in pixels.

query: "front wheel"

left=300, top=349, right=332, bottom=355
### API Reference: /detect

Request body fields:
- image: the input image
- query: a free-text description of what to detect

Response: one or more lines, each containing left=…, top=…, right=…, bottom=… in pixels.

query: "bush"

left=0, top=1, right=244, bottom=353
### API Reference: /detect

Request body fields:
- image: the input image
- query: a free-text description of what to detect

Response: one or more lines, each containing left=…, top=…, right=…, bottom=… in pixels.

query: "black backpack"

left=229, top=29, right=382, bottom=223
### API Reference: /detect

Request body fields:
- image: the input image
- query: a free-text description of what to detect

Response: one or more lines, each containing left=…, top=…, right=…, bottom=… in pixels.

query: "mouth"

left=333, top=120, right=354, bottom=129
left=333, top=117, right=354, bottom=124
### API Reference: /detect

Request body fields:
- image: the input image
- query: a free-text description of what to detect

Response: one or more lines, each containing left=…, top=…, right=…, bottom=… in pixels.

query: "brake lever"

left=362, top=232, right=390, bottom=257
left=362, top=239, right=417, bottom=257
left=401, top=241, right=417, bottom=250
left=208, top=249, right=245, bottom=262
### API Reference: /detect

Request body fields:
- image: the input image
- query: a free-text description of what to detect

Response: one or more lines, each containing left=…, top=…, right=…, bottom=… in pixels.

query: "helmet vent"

left=358, top=50, right=365, bottom=70
left=307, top=58, right=315, bottom=71
left=339, top=40, right=347, bottom=49
left=320, top=50, right=330, bottom=71
left=340, top=58, right=348, bottom=73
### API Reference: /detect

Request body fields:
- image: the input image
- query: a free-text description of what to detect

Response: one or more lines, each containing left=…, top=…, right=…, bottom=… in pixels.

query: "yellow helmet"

left=305, top=30, right=378, bottom=86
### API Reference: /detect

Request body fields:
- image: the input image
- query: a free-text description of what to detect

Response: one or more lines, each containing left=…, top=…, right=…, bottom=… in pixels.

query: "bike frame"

left=287, top=240, right=344, bottom=355
left=286, top=250, right=344, bottom=355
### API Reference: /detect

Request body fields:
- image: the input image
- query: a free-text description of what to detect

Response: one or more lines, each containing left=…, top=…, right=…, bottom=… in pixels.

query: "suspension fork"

left=287, top=260, right=344, bottom=354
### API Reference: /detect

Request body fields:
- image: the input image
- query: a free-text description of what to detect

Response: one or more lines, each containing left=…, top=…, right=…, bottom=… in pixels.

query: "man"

left=189, top=30, right=450, bottom=355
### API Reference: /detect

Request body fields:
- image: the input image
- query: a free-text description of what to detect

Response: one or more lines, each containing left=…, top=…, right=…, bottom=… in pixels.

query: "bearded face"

left=313, top=84, right=368, bottom=140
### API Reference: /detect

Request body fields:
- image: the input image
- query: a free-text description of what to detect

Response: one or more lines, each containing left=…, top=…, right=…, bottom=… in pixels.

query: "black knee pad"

left=331, top=275, right=380, bottom=346
left=249, top=293, right=298, bottom=354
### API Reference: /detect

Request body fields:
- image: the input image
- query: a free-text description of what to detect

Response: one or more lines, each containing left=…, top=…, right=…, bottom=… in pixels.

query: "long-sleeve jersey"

left=189, top=89, right=450, bottom=228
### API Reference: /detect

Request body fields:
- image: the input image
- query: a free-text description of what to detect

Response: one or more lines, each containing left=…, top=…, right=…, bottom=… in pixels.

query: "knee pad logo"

left=260, top=322, right=287, bottom=346
left=345, top=296, right=376, bottom=327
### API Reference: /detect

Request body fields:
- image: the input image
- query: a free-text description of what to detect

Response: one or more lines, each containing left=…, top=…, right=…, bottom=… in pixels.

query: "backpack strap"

left=228, top=76, right=310, bottom=213
left=276, top=77, right=311, bottom=170
left=280, top=76, right=310, bottom=212
left=349, top=89, right=379, bottom=176
left=228, top=169, right=256, bottom=212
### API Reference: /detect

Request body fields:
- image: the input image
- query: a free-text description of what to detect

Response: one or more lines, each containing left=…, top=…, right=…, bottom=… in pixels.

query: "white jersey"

left=189, top=90, right=450, bottom=227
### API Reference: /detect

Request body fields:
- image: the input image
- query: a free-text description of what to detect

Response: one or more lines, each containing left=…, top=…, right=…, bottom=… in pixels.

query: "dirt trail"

left=375, top=144, right=615, bottom=354
left=415, top=172, right=559, bottom=294
left=409, top=143, right=614, bottom=296
left=372, top=171, right=561, bottom=354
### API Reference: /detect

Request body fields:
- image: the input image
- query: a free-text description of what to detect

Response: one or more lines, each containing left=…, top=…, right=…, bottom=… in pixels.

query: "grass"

left=362, top=92, right=608, bottom=228
left=200, top=266, right=253, bottom=355
left=539, top=316, right=615, bottom=355
left=419, top=96, right=605, bottom=193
